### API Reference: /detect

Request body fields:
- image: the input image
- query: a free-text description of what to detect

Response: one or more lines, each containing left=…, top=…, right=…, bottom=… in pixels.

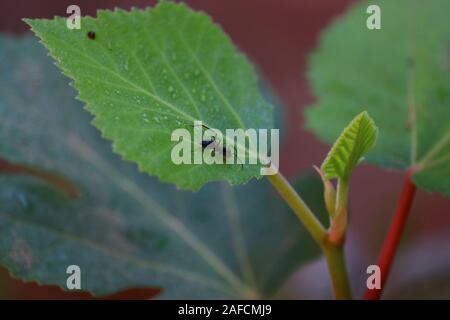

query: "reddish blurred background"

left=0, top=0, right=449, bottom=299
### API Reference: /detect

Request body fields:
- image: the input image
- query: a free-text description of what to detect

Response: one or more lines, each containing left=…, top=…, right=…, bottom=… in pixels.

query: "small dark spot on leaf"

left=87, top=31, right=96, bottom=40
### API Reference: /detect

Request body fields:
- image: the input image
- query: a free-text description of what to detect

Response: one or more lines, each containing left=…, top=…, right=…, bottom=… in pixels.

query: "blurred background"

left=0, top=0, right=449, bottom=299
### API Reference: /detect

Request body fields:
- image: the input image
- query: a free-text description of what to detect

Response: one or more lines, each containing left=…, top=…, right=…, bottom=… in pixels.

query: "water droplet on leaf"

left=200, top=91, right=207, bottom=102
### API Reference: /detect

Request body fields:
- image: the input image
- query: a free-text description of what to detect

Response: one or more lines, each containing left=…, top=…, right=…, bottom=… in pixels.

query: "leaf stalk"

left=266, top=172, right=327, bottom=244
left=267, top=172, right=352, bottom=299
left=328, top=178, right=349, bottom=246
left=323, top=243, right=352, bottom=300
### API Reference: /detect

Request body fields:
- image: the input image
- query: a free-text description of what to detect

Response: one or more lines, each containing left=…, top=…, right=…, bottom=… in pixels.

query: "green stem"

left=336, top=178, right=349, bottom=208
left=328, top=178, right=349, bottom=245
left=266, top=172, right=352, bottom=299
left=266, top=172, right=327, bottom=244
left=323, top=244, right=352, bottom=299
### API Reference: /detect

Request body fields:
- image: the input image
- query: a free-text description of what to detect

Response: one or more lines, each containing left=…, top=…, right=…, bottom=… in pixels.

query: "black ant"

left=191, top=123, right=244, bottom=169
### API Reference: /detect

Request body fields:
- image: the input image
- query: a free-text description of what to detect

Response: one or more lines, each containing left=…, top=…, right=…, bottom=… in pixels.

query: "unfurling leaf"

left=25, top=2, right=273, bottom=191
left=321, top=112, right=378, bottom=181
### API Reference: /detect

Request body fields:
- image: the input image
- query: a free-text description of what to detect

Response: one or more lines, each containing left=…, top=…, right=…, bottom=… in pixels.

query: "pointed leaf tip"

left=26, top=3, right=274, bottom=190
left=321, top=111, right=378, bottom=180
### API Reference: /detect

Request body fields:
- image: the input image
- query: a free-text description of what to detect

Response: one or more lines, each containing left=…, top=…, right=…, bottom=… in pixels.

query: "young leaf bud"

left=313, top=165, right=337, bottom=219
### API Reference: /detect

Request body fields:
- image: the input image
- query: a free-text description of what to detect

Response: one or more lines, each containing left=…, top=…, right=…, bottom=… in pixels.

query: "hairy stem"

left=267, top=172, right=352, bottom=299
left=364, top=169, right=416, bottom=300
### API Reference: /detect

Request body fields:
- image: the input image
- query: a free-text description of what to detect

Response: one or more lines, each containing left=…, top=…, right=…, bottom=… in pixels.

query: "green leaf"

left=24, top=2, right=273, bottom=191
left=0, top=35, right=323, bottom=298
left=306, top=0, right=450, bottom=197
left=321, top=112, right=378, bottom=180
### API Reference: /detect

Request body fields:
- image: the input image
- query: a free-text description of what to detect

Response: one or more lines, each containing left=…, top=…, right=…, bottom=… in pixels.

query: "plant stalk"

left=323, top=244, right=352, bottom=299
left=328, top=178, right=349, bottom=245
left=266, top=172, right=327, bottom=244
left=267, top=172, right=352, bottom=299
left=364, top=169, right=416, bottom=300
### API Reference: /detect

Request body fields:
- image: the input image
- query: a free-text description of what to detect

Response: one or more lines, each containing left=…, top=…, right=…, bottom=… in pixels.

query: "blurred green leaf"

left=0, top=35, right=324, bottom=298
left=306, top=0, right=450, bottom=197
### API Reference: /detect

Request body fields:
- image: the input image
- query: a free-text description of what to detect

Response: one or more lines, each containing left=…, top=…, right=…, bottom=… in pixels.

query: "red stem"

left=364, top=168, right=417, bottom=300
